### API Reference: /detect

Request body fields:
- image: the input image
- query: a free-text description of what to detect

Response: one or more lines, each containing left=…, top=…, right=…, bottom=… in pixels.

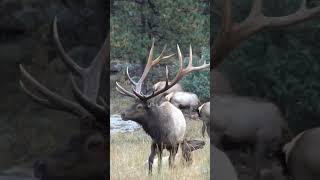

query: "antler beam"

left=212, top=0, right=320, bottom=68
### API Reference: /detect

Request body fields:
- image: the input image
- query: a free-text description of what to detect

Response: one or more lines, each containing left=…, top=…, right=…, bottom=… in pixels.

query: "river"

left=110, top=114, right=141, bottom=134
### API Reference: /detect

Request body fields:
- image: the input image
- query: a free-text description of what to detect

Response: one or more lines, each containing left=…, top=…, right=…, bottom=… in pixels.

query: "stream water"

left=110, top=114, right=141, bottom=134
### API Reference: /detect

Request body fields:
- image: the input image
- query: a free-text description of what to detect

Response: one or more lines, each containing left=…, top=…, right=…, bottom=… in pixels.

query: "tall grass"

left=110, top=120, right=210, bottom=180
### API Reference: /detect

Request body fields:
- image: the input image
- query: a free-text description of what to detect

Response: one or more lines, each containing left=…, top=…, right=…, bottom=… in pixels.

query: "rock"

left=110, top=61, right=122, bottom=73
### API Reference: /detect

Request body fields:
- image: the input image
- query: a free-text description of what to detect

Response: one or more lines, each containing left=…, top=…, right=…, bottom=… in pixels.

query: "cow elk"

left=211, top=95, right=292, bottom=180
left=152, top=81, right=184, bottom=104
left=115, top=39, right=209, bottom=174
left=197, top=102, right=210, bottom=137
left=165, top=91, right=200, bottom=118
left=19, top=17, right=109, bottom=180
left=211, top=1, right=320, bottom=179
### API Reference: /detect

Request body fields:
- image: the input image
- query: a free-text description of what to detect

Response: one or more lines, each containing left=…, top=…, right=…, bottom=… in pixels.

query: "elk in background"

left=19, top=17, right=109, bottom=180
left=152, top=81, right=184, bottom=104
left=197, top=102, right=210, bottom=137
left=197, top=102, right=238, bottom=180
left=116, top=39, right=209, bottom=174
left=211, top=0, right=320, bottom=180
left=165, top=91, right=200, bottom=119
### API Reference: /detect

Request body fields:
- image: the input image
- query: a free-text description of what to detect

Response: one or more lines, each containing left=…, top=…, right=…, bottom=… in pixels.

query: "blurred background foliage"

left=111, top=0, right=210, bottom=101
left=212, top=0, right=320, bottom=133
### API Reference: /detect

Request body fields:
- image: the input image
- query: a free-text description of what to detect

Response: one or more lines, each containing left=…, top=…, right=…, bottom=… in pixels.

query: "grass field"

left=110, top=119, right=210, bottom=180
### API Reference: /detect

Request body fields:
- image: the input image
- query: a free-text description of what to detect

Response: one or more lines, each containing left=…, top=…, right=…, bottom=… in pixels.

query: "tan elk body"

left=116, top=40, right=209, bottom=174
left=198, top=102, right=238, bottom=180
left=212, top=95, right=289, bottom=179
left=165, top=91, right=200, bottom=112
left=198, top=102, right=210, bottom=137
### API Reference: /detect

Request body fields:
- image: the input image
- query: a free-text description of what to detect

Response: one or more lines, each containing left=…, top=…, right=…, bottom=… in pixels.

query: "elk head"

left=116, top=39, right=210, bottom=122
left=19, top=17, right=109, bottom=180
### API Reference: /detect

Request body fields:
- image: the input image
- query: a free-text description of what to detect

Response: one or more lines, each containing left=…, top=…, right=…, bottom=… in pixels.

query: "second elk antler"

left=212, top=0, right=320, bottom=68
left=20, top=17, right=108, bottom=125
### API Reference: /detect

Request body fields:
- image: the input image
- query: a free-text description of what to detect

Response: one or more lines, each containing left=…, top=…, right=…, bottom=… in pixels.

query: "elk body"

left=19, top=17, right=109, bottom=180
left=282, top=127, right=320, bottom=180
left=197, top=103, right=238, bottom=180
left=165, top=91, right=200, bottom=116
left=212, top=95, right=290, bottom=180
left=198, top=102, right=210, bottom=137
left=116, top=40, right=209, bottom=174
left=146, top=139, right=205, bottom=168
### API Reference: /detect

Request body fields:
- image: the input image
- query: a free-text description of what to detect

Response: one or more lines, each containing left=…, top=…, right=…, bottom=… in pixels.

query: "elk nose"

left=33, top=160, right=47, bottom=178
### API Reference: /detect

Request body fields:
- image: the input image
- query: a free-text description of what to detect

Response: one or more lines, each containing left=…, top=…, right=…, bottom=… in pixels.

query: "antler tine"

left=133, top=38, right=156, bottom=93
left=187, top=44, right=193, bottom=68
left=19, top=64, right=89, bottom=117
left=70, top=75, right=107, bottom=122
left=53, top=17, right=83, bottom=76
left=55, top=17, right=108, bottom=102
left=19, top=80, right=57, bottom=110
left=126, top=67, right=138, bottom=86
left=134, top=38, right=174, bottom=93
left=153, top=44, right=175, bottom=64
left=115, top=82, right=137, bottom=99
left=143, top=44, right=210, bottom=100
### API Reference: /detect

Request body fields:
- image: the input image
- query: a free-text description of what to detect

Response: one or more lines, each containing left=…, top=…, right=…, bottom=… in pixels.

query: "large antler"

left=212, top=0, right=320, bottom=68
left=20, top=17, right=108, bottom=125
left=116, top=40, right=210, bottom=102
left=115, top=38, right=174, bottom=100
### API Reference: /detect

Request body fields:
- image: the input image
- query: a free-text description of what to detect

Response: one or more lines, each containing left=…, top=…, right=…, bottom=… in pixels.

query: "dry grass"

left=110, top=120, right=210, bottom=180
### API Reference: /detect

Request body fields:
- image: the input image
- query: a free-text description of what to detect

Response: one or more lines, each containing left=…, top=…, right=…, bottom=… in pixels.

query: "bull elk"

left=212, top=1, right=320, bottom=179
left=115, top=39, right=209, bottom=174
left=19, top=17, right=109, bottom=180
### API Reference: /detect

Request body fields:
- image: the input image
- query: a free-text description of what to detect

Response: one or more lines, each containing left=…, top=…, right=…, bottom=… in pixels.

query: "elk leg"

left=253, top=142, right=266, bottom=180
left=148, top=143, right=156, bottom=175
left=169, top=144, right=179, bottom=169
left=157, top=144, right=163, bottom=173
left=201, top=121, right=207, bottom=137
